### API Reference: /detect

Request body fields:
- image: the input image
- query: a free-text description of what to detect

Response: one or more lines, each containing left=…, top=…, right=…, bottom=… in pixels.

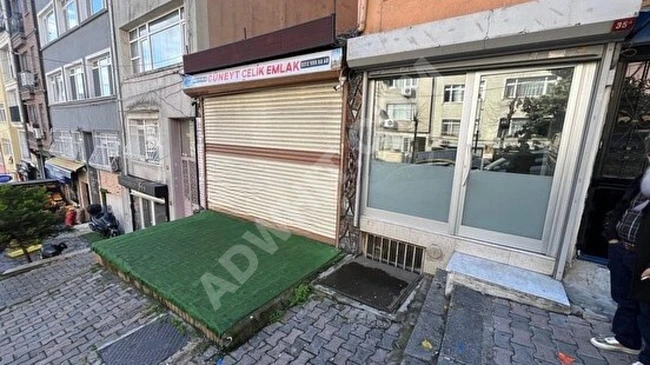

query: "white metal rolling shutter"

left=204, top=82, right=342, bottom=241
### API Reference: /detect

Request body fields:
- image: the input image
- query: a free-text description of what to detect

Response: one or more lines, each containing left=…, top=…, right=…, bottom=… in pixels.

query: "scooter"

left=87, top=204, right=121, bottom=238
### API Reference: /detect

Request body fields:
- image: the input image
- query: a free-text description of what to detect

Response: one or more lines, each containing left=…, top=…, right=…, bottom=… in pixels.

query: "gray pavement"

left=439, top=286, right=637, bottom=365
left=186, top=297, right=405, bottom=365
left=0, top=253, right=154, bottom=365
left=0, top=249, right=636, bottom=365
left=0, top=252, right=95, bottom=309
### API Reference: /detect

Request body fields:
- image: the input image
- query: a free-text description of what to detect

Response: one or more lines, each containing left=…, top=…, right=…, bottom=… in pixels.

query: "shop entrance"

left=578, top=59, right=650, bottom=262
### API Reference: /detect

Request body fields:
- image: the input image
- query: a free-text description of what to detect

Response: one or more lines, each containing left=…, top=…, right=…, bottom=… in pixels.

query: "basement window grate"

left=364, top=234, right=425, bottom=274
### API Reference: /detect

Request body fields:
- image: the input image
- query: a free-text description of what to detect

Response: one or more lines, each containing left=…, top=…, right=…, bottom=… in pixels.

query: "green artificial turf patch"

left=92, top=211, right=340, bottom=336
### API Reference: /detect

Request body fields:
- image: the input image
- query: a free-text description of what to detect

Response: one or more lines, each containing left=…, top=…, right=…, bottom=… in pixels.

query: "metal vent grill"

left=364, top=234, right=425, bottom=274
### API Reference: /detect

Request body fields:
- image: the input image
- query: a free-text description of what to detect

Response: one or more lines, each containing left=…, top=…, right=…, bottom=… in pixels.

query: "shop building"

left=112, top=0, right=198, bottom=232
left=347, top=0, right=642, bottom=280
left=183, top=0, right=359, bottom=246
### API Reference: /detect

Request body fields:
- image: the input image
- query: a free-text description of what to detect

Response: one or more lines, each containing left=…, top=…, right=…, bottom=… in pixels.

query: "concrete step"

left=437, top=286, right=491, bottom=365
left=403, top=271, right=448, bottom=364
left=445, top=252, right=570, bottom=314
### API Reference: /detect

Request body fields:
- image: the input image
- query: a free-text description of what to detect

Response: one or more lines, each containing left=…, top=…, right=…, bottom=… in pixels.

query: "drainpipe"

left=107, top=0, right=127, bottom=178
left=31, top=0, right=48, bottom=178
left=357, top=0, right=368, bottom=33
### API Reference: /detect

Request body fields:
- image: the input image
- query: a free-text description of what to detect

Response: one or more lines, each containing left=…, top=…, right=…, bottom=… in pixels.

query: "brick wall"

left=99, top=171, right=121, bottom=195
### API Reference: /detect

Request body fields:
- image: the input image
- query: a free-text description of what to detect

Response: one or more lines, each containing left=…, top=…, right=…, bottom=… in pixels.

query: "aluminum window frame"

left=87, top=0, right=105, bottom=15
left=127, top=118, right=161, bottom=165
left=361, top=61, right=599, bottom=256
left=89, top=132, right=120, bottom=171
left=128, top=7, right=185, bottom=74
left=65, top=63, right=87, bottom=101
left=63, top=0, right=79, bottom=31
left=88, top=51, right=113, bottom=98
left=38, top=3, right=58, bottom=44
left=47, top=69, right=66, bottom=104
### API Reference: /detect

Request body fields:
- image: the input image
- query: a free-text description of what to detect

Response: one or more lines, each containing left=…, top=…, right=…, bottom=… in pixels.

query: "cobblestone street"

left=0, top=253, right=154, bottom=365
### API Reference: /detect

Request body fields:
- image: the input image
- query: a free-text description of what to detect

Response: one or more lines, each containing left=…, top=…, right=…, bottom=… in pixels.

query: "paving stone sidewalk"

left=0, top=254, right=155, bottom=365
left=485, top=295, right=637, bottom=365
left=186, top=297, right=406, bottom=365
left=0, top=228, right=93, bottom=274
left=0, top=252, right=95, bottom=309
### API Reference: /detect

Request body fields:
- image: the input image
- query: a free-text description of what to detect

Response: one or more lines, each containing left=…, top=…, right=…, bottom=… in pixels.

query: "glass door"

left=365, top=73, right=469, bottom=230
left=456, top=65, right=592, bottom=253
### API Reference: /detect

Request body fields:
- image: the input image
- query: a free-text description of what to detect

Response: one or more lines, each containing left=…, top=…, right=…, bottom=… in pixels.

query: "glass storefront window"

left=367, top=74, right=466, bottom=222
left=462, top=67, right=574, bottom=240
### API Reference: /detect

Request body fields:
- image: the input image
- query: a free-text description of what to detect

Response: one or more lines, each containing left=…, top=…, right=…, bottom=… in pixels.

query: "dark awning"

left=44, top=157, right=85, bottom=183
left=628, top=10, right=650, bottom=46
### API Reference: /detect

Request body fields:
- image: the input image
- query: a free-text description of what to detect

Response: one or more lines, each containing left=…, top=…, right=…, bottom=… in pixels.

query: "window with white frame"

left=67, top=65, right=86, bottom=100
left=441, top=119, right=461, bottom=136
left=41, top=7, right=58, bottom=43
left=129, top=8, right=185, bottom=73
left=128, top=119, right=160, bottom=164
left=2, top=138, right=12, bottom=157
left=88, top=0, right=105, bottom=15
left=386, top=103, right=415, bottom=121
left=63, top=0, right=79, bottom=30
left=27, top=104, right=39, bottom=126
left=19, top=131, right=29, bottom=158
left=504, top=76, right=557, bottom=99
left=48, top=71, right=66, bottom=103
left=91, top=54, right=113, bottom=97
left=0, top=104, right=7, bottom=122
left=1, top=48, right=14, bottom=82
left=50, top=130, right=85, bottom=161
left=89, top=132, right=120, bottom=170
left=443, top=85, right=465, bottom=103
left=391, top=78, right=419, bottom=90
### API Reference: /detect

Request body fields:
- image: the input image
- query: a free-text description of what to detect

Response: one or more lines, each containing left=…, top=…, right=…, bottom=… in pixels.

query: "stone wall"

left=338, top=71, right=363, bottom=254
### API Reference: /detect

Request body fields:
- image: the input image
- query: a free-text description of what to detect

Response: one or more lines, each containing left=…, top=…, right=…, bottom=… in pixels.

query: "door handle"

left=462, top=143, right=472, bottom=187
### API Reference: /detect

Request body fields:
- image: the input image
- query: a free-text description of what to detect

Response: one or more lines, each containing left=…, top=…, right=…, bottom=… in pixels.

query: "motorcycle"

left=87, top=204, right=121, bottom=238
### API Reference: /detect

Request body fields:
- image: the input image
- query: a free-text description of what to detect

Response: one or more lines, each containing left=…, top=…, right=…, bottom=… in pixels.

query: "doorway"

left=578, top=60, right=650, bottom=262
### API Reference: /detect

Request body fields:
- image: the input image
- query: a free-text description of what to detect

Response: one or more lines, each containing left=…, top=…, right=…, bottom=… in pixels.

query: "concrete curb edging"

left=1, top=248, right=92, bottom=277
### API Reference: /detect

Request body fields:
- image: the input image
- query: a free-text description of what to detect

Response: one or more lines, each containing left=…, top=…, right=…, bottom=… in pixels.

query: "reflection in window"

left=369, top=75, right=459, bottom=222
left=63, top=0, right=79, bottom=30
left=444, top=85, right=465, bottom=102
left=44, top=9, right=57, bottom=43
left=504, top=76, right=557, bottom=99
left=441, top=119, right=461, bottom=137
left=129, top=8, right=185, bottom=73
left=387, top=104, right=415, bottom=121
left=462, top=67, right=574, bottom=240
left=89, top=0, right=105, bottom=15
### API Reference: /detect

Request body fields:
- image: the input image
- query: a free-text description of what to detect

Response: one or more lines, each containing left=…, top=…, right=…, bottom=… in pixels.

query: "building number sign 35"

left=612, top=17, right=636, bottom=32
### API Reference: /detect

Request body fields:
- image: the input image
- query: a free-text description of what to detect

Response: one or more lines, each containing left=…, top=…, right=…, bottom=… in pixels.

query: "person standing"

left=591, top=138, right=650, bottom=365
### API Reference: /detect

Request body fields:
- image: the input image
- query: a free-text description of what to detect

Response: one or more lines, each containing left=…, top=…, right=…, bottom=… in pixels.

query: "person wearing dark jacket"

left=591, top=138, right=650, bottom=365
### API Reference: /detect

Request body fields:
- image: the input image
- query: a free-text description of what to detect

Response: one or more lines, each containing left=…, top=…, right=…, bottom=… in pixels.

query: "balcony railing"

left=8, top=13, right=23, bottom=35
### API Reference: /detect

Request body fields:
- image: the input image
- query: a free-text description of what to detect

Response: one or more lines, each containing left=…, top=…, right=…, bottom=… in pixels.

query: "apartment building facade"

left=9, top=0, right=50, bottom=179
left=113, top=0, right=198, bottom=232
left=347, top=0, right=643, bottom=279
left=0, top=0, right=31, bottom=181
left=35, top=0, right=123, bottom=221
